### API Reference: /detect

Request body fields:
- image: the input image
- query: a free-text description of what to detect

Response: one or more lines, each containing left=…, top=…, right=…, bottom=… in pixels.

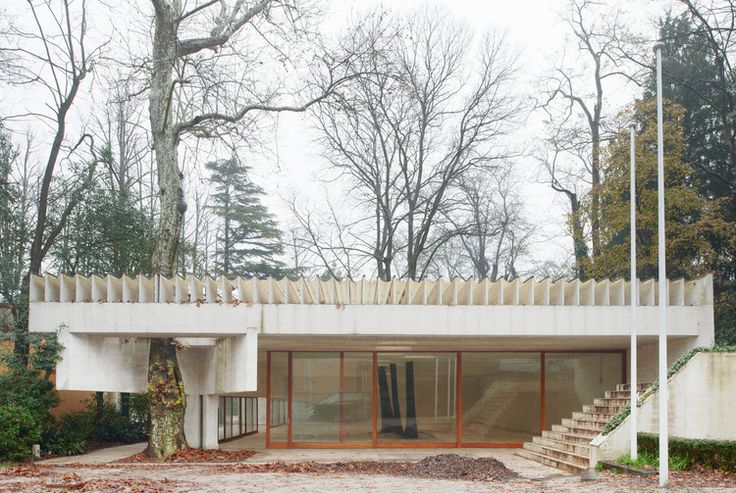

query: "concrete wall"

left=31, top=301, right=712, bottom=340
left=592, top=352, right=736, bottom=462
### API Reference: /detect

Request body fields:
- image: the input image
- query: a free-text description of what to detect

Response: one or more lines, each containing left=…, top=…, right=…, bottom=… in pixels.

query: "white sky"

left=249, top=0, right=667, bottom=274
left=2, top=0, right=673, bottom=276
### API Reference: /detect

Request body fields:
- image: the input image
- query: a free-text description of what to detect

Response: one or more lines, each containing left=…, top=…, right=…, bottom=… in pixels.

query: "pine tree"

left=206, top=157, right=286, bottom=277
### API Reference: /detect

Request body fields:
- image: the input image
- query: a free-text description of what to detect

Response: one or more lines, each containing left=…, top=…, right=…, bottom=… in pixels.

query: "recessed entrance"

left=266, top=350, right=624, bottom=448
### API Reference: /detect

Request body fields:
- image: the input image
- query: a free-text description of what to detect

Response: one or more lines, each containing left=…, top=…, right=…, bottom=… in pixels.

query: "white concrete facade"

left=28, top=273, right=716, bottom=449
left=592, top=351, right=736, bottom=463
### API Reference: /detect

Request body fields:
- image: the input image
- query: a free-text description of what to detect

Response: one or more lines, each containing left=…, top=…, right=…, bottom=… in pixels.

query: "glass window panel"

left=377, top=352, right=457, bottom=442
left=292, top=352, right=340, bottom=442
left=544, top=352, right=622, bottom=428
left=245, top=397, right=253, bottom=433
left=461, top=352, right=541, bottom=443
left=269, top=352, right=289, bottom=442
left=341, top=352, right=373, bottom=442
left=218, top=396, right=225, bottom=441
left=231, top=397, right=240, bottom=438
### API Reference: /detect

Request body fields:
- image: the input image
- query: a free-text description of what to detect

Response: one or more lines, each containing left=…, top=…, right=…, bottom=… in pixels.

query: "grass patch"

left=617, top=451, right=690, bottom=471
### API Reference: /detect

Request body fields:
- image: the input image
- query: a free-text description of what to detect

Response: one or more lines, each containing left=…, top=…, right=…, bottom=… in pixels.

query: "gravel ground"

left=2, top=459, right=735, bottom=492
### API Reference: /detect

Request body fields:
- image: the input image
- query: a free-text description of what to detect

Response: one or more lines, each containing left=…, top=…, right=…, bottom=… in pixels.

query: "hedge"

left=638, top=433, right=736, bottom=472
left=602, top=345, right=736, bottom=435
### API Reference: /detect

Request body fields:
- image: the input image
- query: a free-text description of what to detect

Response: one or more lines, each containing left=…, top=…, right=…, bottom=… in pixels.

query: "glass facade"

left=292, top=352, right=341, bottom=442
left=267, top=350, right=622, bottom=447
left=544, top=352, right=623, bottom=428
left=462, top=353, right=541, bottom=443
left=217, top=396, right=258, bottom=442
left=269, top=351, right=289, bottom=443
left=377, top=353, right=456, bottom=442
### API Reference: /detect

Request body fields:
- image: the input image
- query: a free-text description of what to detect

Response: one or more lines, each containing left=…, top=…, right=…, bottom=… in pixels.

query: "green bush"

left=0, top=404, right=41, bottom=462
left=88, top=401, right=147, bottom=443
left=638, top=433, right=736, bottom=472
left=44, top=411, right=93, bottom=456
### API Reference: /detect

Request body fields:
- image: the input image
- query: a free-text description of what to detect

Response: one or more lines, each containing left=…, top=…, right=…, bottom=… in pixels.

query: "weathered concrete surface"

left=34, top=441, right=563, bottom=480
left=592, top=352, right=736, bottom=461
left=38, top=442, right=147, bottom=464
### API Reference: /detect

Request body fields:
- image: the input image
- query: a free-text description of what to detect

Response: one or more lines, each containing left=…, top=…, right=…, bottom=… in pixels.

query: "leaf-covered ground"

left=1, top=455, right=735, bottom=492
left=117, top=447, right=257, bottom=463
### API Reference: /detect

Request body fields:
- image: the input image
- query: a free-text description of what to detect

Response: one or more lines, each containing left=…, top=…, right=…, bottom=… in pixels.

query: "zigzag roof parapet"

left=29, top=273, right=714, bottom=308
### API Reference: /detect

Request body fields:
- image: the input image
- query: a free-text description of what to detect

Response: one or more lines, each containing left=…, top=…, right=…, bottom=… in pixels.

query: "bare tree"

left=1, top=0, right=103, bottom=362
left=142, top=0, right=352, bottom=457
left=431, top=165, right=532, bottom=280
left=312, top=8, right=519, bottom=280
left=538, top=0, right=639, bottom=261
left=535, top=127, right=590, bottom=278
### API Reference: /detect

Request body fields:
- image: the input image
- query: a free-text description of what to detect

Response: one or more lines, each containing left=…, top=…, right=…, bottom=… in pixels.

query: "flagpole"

left=629, top=122, right=638, bottom=461
left=653, top=42, right=669, bottom=488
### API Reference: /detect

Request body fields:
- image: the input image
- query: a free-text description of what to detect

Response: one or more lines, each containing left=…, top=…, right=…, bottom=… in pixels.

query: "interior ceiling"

left=257, top=334, right=691, bottom=352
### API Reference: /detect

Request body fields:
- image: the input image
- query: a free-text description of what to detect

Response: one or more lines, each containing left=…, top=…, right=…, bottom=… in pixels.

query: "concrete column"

left=184, top=394, right=220, bottom=449
left=203, top=394, right=220, bottom=449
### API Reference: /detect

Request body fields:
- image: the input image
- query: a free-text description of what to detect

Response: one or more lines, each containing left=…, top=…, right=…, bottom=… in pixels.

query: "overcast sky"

left=2, top=0, right=671, bottom=277
left=246, top=0, right=667, bottom=274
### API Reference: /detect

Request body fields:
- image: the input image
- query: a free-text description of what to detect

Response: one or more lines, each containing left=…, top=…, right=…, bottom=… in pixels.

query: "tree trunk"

left=569, top=194, right=589, bottom=279
left=377, top=366, right=393, bottom=434
left=146, top=338, right=187, bottom=458
left=402, top=361, right=418, bottom=439
left=590, top=124, right=601, bottom=259
left=146, top=2, right=188, bottom=458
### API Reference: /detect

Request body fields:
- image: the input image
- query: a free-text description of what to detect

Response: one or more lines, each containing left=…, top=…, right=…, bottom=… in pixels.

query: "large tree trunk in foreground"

left=146, top=338, right=187, bottom=457
left=146, top=0, right=188, bottom=458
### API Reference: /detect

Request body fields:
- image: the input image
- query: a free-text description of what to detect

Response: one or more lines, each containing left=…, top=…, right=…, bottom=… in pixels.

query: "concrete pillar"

left=184, top=394, right=220, bottom=450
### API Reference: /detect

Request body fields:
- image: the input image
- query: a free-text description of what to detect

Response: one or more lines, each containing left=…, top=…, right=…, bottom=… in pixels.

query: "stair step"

left=605, top=390, right=637, bottom=399
left=533, top=436, right=590, bottom=456
left=542, top=430, right=594, bottom=445
left=523, top=442, right=590, bottom=468
left=594, top=397, right=630, bottom=407
left=515, top=448, right=585, bottom=474
left=555, top=423, right=601, bottom=437
left=571, top=412, right=612, bottom=423
left=583, top=404, right=626, bottom=415
left=561, top=418, right=604, bottom=430
left=616, top=382, right=652, bottom=392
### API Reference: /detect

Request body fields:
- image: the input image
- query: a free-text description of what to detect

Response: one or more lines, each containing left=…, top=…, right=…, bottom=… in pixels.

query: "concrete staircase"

left=516, top=382, right=651, bottom=473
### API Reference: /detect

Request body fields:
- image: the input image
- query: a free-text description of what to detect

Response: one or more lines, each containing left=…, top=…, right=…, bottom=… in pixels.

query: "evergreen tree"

left=643, top=14, right=736, bottom=344
left=0, top=124, right=23, bottom=308
left=590, top=100, right=736, bottom=345
left=50, top=144, right=155, bottom=277
left=206, top=157, right=286, bottom=277
left=647, top=13, right=736, bottom=201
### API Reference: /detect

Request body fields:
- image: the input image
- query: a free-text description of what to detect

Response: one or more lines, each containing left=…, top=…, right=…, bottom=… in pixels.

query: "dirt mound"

left=221, top=454, right=519, bottom=482
left=408, top=454, right=519, bottom=481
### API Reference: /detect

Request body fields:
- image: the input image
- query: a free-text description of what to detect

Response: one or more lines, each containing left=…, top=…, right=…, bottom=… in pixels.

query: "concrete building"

left=28, top=273, right=714, bottom=462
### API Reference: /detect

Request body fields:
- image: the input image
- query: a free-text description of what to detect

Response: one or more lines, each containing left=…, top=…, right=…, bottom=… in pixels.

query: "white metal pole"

left=629, top=123, right=638, bottom=461
left=654, top=42, right=669, bottom=488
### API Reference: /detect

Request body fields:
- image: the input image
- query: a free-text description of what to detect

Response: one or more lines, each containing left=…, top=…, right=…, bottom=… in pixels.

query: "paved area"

left=37, top=435, right=562, bottom=480
left=38, top=442, right=147, bottom=464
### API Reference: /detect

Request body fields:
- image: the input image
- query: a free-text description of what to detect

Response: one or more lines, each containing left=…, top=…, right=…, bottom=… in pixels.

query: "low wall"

left=592, top=351, right=736, bottom=462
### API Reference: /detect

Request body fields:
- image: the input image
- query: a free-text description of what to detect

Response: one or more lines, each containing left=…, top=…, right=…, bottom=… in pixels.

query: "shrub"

left=88, top=401, right=147, bottom=443
left=638, top=433, right=736, bottom=472
left=0, top=404, right=41, bottom=462
left=44, top=411, right=93, bottom=456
